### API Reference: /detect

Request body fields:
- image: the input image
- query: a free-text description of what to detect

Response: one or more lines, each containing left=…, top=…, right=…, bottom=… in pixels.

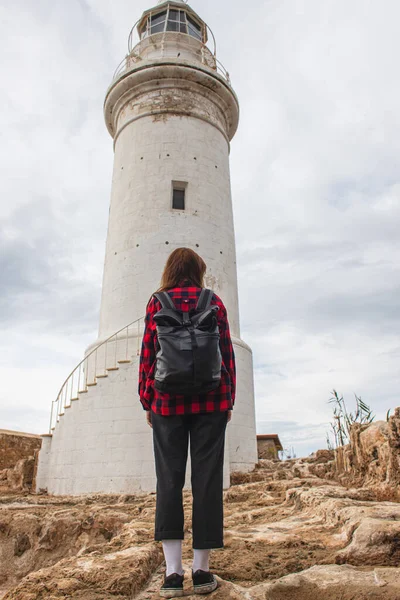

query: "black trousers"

left=152, top=411, right=228, bottom=549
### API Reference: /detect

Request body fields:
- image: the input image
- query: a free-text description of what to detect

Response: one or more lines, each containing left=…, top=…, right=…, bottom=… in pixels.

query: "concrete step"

left=49, top=358, right=134, bottom=437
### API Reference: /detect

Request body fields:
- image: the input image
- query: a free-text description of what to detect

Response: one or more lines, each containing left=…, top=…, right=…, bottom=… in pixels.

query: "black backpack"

left=152, top=288, right=222, bottom=395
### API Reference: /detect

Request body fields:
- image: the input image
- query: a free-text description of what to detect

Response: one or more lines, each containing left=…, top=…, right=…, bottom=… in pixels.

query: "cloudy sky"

left=1, top=0, right=399, bottom=457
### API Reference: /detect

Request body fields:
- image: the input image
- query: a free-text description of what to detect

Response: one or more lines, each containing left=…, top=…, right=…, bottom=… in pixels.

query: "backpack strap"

left=196, top=288, right=213, bottom=311
left=153, top=292, right=176, bottom=310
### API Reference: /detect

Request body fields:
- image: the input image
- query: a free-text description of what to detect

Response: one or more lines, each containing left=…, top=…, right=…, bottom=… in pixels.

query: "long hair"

left=156, top=248, right=206, bottom=292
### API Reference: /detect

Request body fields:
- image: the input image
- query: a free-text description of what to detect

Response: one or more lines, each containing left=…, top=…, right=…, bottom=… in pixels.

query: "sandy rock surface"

left=0, top=449, right=399, bottom=600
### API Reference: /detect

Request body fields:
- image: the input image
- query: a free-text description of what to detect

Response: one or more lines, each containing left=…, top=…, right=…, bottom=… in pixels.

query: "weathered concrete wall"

left=0, top=430, right=41, bottom=470
left=229, top=338, right=258, bottom=472
left=96, top=111, right=240, bottom=341
left=36, top=360, right=232, bottom=495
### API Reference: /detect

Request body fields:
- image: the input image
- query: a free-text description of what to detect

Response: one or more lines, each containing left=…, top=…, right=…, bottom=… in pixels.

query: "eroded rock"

left=0, top=412, right=399, bottom=599
left=3, top=543, right=163, bottom=600
left=256, top=565, right=400, bottom=600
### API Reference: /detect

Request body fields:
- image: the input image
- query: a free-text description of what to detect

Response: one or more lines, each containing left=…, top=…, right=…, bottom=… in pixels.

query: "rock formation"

left=312, top=408, right=400, bottom=500
left=0, top=414, right=399, bottom=599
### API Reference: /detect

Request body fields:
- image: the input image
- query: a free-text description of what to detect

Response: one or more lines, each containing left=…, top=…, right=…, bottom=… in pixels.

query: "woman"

left=139, top=247, right=236, bottom=598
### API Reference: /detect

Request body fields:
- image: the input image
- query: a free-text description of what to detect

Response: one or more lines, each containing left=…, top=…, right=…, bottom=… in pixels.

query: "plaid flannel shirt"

left=138, top=281, right=236, bottom=415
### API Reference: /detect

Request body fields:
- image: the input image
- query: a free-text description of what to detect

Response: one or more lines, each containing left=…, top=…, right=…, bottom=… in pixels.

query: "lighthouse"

left=36, top=0, right=258, bottom=495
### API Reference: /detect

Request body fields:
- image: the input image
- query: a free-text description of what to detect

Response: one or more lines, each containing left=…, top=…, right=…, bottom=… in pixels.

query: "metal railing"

left=127, top=15, right=217, bottom=56
left=112, top=31, right=230, bottom=85
left=49, top=316, right=145, bottom=432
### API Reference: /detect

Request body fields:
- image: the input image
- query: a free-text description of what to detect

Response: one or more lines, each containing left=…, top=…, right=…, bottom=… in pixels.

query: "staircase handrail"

left=49, top=315, right=145, bottom=432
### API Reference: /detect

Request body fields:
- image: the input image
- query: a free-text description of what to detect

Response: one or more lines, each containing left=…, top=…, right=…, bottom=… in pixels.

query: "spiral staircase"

left=34, top=317, right=181, bottom=496
left=47, top=317, right=145, bottom=434
left=36, top=314, right=232, bottom=495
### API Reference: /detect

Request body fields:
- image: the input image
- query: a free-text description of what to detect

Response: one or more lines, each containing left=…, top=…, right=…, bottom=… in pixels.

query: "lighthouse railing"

left=112, top=31, right=230, bottom=84
left=49, top=316, right=145, bottom=433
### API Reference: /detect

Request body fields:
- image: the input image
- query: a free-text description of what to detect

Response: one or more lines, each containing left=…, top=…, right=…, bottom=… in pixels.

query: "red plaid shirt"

left=138, top=282, right=236, bottom=415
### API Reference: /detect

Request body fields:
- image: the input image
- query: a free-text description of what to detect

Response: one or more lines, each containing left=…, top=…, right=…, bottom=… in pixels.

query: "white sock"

left=162, top=540, right=184, bottom=576
left=192, top=549, right=210, bottom=572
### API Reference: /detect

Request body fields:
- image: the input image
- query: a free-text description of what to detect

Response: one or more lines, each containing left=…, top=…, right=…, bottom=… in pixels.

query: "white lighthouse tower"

left=36, top=0, right=258, bottom=495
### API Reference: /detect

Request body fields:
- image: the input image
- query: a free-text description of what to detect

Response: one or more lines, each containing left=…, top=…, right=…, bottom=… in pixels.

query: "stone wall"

left=0, top=430, right=41, bottom=470
left=0, top=430, right=42, bottom=493
left=257, top=438, right=279, bottom=460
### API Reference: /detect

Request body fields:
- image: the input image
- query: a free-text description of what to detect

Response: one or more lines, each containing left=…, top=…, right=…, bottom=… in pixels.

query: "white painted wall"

left=229, top=338, right=258, bottom=472
left=98, top=113, right=240, bottom=339
left=36, top=361, right=231, bottom=495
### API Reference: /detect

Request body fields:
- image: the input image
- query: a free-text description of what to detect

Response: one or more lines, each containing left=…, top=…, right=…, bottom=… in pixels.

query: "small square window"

left=172, top=188, right=185, bottom=210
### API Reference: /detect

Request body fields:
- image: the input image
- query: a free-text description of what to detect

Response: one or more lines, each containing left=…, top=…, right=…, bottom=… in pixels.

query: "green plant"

left=326, top=389, right=375, bottom=449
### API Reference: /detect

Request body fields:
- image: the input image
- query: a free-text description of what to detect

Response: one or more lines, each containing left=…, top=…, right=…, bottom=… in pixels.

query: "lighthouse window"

left=187, top=16, right=202, bottom=40
left=150, top=10, right=167, bottom=34
left=143, top=9, right=203, bottom=40
left=167, top=9, right=187, bottom=33
left=172, top=186, right=186, bottom=210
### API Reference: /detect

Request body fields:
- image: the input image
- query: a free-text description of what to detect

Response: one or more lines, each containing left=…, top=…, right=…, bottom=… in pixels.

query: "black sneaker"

left=159, top=571, right=184, bottom=598
left=192, top=569, right=218, bottom=595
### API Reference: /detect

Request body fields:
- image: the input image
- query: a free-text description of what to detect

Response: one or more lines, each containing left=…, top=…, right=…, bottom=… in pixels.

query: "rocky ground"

left=1, top=447, right=400, bottom=600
